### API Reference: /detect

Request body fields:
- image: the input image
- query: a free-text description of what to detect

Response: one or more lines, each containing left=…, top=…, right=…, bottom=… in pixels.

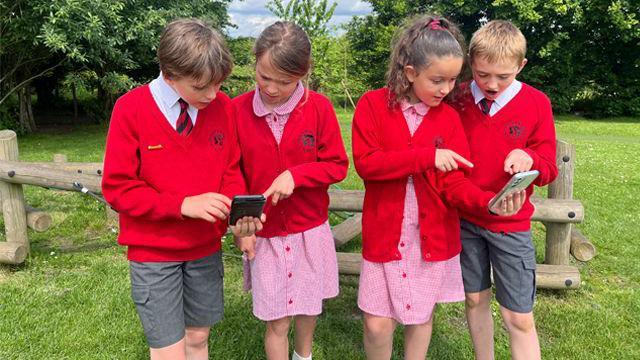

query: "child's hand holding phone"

left=181, top=192, right=231, bottom=223
left=489, top=190, right=526, bottom=216
left=230, top=215, right=266, bottom=237
left=228, top=195, right=267, bottom=237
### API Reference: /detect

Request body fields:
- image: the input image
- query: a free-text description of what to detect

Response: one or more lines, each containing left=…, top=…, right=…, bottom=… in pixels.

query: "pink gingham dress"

left=243, top=83, right=339, bottom=321
left=357, top=101, right=465, bottom=325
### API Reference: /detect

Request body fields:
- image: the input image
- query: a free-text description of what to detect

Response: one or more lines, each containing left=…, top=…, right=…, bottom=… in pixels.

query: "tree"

left=266, top=0, right=337, bottom=39
left=224, top=37, right=256, bottom=98
left=266, top=0, right=338, bottom=90
left=0, top=0, right=234, bottom=131
left=39, top=0, right=233, bottom=120
left=0, top=1, right=65, bottom=132
left=345, top=0, right=640, bottom=116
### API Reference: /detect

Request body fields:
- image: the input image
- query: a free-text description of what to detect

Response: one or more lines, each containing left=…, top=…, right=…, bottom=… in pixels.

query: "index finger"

left=451, top=152, right=474, bottom=168
left=263, top=184, right=275, bottom=199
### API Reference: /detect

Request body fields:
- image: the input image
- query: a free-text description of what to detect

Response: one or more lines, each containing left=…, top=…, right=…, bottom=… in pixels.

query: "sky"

left=225, top=0, right=372, bottom=37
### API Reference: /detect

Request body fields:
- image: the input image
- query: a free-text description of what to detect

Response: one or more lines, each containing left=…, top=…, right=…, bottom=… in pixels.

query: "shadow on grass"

left=31, top=240, right=117, bottom=255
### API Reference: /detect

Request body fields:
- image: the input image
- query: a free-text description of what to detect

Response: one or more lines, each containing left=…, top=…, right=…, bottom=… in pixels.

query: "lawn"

left=0, top=111, right=638, bottom=359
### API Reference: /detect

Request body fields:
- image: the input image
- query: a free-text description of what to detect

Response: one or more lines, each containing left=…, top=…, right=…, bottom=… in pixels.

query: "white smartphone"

left=488, top=170, right=539, bottom=211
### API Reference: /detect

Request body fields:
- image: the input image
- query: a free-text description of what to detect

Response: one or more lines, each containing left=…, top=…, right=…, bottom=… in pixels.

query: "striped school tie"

left=479, top=98, right=494, bottom=115
left=177, top=98, right=193, bottom=136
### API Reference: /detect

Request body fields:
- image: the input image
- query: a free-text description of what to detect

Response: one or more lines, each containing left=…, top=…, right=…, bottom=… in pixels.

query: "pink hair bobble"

left=429, top=19, right=443, bottom=30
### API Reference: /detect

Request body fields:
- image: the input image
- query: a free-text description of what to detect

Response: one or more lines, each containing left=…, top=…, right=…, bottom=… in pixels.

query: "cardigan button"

left=425, top=252, right=431, bottom=258
left=421, top=235, right=427, bottom=241
left=419, top=212, right=426, bottom=218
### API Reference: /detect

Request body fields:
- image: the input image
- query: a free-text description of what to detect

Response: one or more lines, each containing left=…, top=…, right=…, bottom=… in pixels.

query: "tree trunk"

left=18, top=86, right=35, bottom=133
left=72, top=83, right=78, bottom=124
left=26, top=86, right=36, bottom=131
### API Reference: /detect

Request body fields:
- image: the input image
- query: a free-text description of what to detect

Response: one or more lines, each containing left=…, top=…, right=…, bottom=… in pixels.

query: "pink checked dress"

left=244, top=83, right=339, bottom=321
left=357, top=101, right=465, bottom=325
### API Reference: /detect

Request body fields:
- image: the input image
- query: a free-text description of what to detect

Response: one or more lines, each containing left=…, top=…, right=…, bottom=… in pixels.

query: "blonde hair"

left=158, top=18, right=232, bottom=85
left=253, top=21, right=311, bottom=78
left=386, top=15, right=466, bottom=107
left=469, top=20, right=526, bottom=66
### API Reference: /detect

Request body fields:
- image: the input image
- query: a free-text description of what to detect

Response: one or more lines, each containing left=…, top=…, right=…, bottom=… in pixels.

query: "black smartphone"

left=229, top=195, right=266, bottom=225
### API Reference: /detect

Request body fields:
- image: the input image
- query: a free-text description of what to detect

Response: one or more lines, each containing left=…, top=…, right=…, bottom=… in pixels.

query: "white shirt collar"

left=151, top=72, right=182, bottom=109
left=149, top=72, right=198, bottom=127
left=470, top=79, right=522, bottom=108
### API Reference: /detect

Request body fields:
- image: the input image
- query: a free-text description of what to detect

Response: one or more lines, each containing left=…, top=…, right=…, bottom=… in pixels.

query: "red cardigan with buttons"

left=352, top=88, right=495, bottom=263
left=233, top=89, right=348, bottom=237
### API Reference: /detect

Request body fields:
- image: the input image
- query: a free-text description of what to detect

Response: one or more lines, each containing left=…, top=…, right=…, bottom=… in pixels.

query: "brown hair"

left=158, top=18, right=232, bottom=85
left=469, top=20, right=526, bottom=66
left=386, top=15, right=466, bottom=107
left=253, top=21, right=311, bottom=77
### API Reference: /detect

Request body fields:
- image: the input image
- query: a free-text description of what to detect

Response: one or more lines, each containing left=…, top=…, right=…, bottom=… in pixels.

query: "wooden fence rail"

left=0, top=131, right=593, bottom=290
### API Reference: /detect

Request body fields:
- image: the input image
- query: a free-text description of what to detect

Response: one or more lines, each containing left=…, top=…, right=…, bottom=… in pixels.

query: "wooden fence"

left=0, top=130, right=595, bottom=289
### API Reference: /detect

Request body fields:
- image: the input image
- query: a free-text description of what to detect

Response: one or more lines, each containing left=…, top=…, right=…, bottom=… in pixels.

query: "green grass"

left=1, top=113, right=639, bottom=359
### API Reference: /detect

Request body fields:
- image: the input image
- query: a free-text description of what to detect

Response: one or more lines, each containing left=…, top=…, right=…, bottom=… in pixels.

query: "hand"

left=234, top=234, right=257, bottom=260
left=504, top=149, right=533, bottom=174
left=489, top=190, right=526, bottom=216
left=181, top=193, right=231, bottom=223
left=263, top=170, right=295, bottom=206
left=435, top=149, right=474, bottom=172
left=230, top=213, right=266, bottom=238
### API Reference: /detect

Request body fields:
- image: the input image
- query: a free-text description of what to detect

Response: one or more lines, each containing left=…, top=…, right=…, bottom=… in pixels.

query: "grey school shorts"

left=129, top=251, right=224, bottom=348
left=459, top=219, right=536, bottom=313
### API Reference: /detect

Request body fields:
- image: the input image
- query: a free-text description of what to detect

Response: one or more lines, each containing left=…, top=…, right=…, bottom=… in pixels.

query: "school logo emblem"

left=209, top=130, right=224, bottom=150
left=299, top=131, right=315, bottom=152
left=504, top=120, right=524, bottom=140
left=433, top=136, right=445, bottom=148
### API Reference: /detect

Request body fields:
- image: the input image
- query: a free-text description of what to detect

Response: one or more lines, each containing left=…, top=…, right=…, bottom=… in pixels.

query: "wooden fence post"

left=25, top=205, right=52, bottom=232
left=545, top=140, right=576, bottom=265
left=0, top=130, right=29, bottom=264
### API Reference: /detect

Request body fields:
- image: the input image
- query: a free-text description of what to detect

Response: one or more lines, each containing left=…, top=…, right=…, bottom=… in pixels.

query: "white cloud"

left=226, top=0, right=372, bottom=37
left=228, top=13, right=280, bottom=37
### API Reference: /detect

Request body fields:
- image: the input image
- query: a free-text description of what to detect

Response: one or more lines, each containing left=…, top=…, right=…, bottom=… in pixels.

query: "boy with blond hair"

left=102, top=19, right=263, bottom=360
left=451, top=20, right=558, bottom=360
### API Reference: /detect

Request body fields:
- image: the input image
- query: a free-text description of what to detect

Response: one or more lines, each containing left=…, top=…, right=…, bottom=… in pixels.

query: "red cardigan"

left=352, top=88, right=495, bottom=263
left=451, top=82, right=558, bottom=232
left=102, top=85, right=245, bottom=261
left=233, top=89, right=348, bottom=237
